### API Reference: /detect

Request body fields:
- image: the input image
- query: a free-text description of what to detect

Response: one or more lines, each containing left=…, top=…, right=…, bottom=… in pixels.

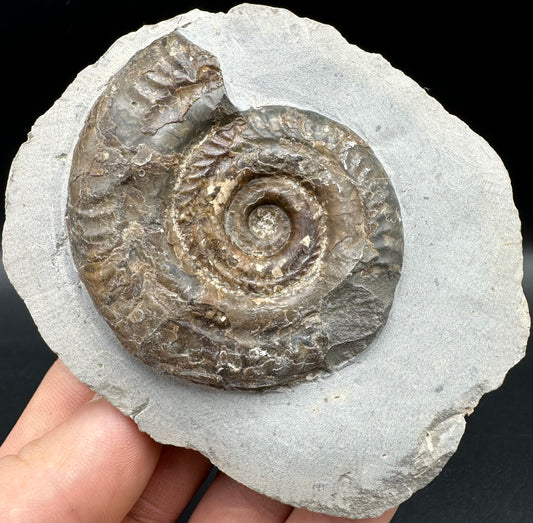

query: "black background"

left=0, top=1, right=531, bottom=522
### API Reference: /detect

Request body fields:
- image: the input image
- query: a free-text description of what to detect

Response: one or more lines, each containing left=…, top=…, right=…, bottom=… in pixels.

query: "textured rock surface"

left=66, top=31, right=403, bottom=390
left=2, top=4, right=529, bottom=518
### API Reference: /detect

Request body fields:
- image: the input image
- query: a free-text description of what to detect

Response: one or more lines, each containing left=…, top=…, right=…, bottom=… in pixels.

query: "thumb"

left=0, top=396, right=161, bottom=522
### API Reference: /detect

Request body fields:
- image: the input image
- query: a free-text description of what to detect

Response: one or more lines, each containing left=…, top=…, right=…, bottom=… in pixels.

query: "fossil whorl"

left=67, top=31, right=404, bottom=389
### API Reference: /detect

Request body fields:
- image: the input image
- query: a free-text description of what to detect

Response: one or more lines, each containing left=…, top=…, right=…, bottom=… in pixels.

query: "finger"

left=286, top=506, right=397, bottom=523
left=123, top=446, right=212, bottom=523
left=0, top=359, right=94, bottom=458
left=0, top=397, right=161, bottom=522
left=188, top=472, right=293, bottom=523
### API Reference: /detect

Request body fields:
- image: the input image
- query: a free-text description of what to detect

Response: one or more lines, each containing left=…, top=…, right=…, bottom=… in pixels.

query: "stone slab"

left=2, top=4, right=529, bottom=518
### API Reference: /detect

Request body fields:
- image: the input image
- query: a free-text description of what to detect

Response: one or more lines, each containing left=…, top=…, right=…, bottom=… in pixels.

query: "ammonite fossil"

left=3, top=4, right=529, bottom=519
left=67, top=32, right=403, bottom=389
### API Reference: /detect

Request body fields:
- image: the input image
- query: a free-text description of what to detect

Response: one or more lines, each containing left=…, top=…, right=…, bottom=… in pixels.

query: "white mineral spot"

left=301, top=235, right=311, bottom=247
left=272, top=265, right=283, bottom=278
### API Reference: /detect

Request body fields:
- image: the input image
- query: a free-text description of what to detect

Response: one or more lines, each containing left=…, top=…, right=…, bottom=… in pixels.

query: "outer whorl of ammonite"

left=67, top=31, right=404, bottom=389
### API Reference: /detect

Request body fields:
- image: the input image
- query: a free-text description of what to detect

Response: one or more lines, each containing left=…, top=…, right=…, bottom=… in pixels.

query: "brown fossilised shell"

left=66, top=31, right=404, bottom=389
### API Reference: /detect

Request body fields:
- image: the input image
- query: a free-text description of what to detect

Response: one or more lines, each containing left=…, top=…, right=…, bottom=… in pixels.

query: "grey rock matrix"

left=2, top=4, right=529, bottom=518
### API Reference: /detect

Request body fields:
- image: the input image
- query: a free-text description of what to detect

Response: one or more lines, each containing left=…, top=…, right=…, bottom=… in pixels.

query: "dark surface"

left=1, top=1, right=531, bottom=522
left=1, top=1, right=530, bottom=242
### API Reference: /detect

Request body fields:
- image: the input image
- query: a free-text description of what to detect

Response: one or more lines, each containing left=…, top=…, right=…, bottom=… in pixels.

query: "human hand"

left=0, top=359, right=397, bottom=522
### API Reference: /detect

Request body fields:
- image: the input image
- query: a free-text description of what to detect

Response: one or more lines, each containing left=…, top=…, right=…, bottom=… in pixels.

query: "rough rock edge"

left=2, top=4, right=530, bottom=518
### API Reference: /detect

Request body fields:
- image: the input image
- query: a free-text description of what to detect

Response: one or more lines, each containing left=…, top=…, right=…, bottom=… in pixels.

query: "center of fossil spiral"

left=247, top=204, right=291, bottom=248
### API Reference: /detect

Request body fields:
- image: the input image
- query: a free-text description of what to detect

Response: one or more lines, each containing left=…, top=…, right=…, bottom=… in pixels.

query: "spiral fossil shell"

left=67, top=31, right=403, bottom=389
left=3, top=5, right=528, bottom=518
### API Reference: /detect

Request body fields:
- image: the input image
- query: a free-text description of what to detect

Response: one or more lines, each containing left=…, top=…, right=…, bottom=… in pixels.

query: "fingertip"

left=0, top=359, right=94, bottom=458
left=60, top=396, right=162, bottom=480
left=189, top=472, right=292, bottom=523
